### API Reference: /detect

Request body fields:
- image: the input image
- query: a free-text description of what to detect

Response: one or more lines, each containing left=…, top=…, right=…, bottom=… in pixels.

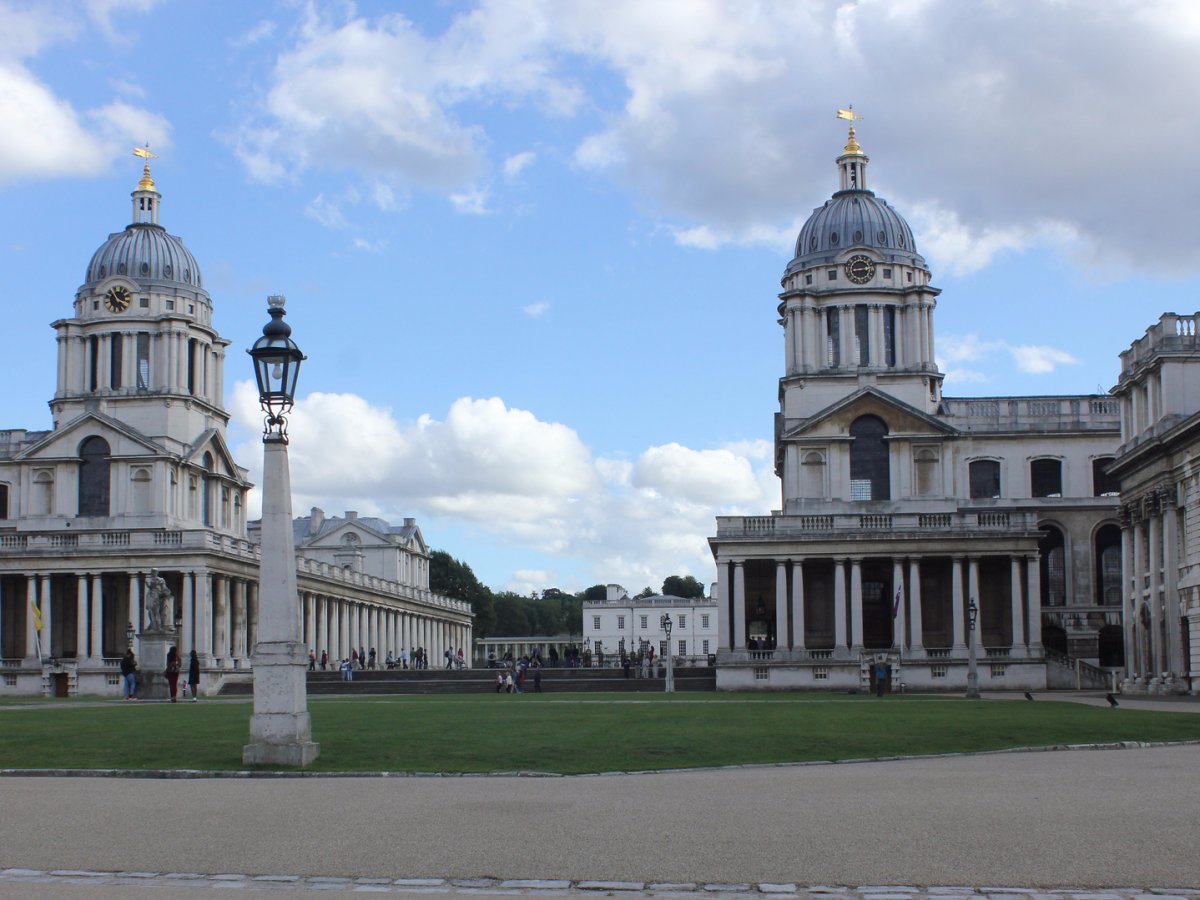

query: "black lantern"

left=968, top=598, right=978, bottom=631
left=125, top=621, right=135, bottom=650
left=248, top=295, right=305, bottom=437
left=174, top=606, right=184, bottom=631
left=660, top=612, right=673, bottom=640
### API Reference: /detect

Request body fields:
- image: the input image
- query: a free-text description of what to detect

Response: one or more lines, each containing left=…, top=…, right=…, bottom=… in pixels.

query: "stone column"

left=248, top=581, right=259, bottom=651
left=1026, top=554, right=1043, bottom=652
left=76, top=575, right=89, bottom=661
left=234, top=579, right=248, bottom=662
left=774, top=560, right=788, bottom=650
left=834, top=559, right=848, bottom=655
left=892, top=559, right=906, bottom=650
left=1148, top=514, right=1164, bottom=674
left=304, top=593, right=315, bottom=652
left=732, top=562, right=746, bottom=651
left=717, top=562, right=731, bottom=651
left=39, top=575, right=52, bottom=658
left=340, top=600, right=351, bottom=659
left=90, top=574, right=104, bottom=661
left=850, top=558, right=863, bottom=652
left=952, top=557, right=966, bottom=651
left=907, top=559, right=924, bottom=654
left=1010, top=556, right=1026, bottom=655
left=1163, top=501, right=1182, bottom=676
left=314, top=596, right=325, bottom=660
left=199, top=573, right=213, bottom=661
left=25, top=576, right=39, bottom=661
left=1121, top=523, right=1136, bottom=676
left=790, top=560, right=805, bottom=652
left=128, top=573, right=141, bottom=647
left=968, top=557, right=981, bottom=648
left=181, top=573, right=194, bottom=658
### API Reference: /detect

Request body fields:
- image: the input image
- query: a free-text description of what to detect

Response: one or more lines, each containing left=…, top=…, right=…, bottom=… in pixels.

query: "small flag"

left=31, top=599, right=43, bottom=632
left=891, top=586, right=901, bottom=619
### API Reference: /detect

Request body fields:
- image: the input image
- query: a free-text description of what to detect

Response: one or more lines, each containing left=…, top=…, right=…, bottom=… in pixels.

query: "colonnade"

left=1122, top=488, right=1183, bottom=680
left=0, top=571, right=471, bottom=671
left=784, top=297, right=936, bottom=374
left=300, top=591, right=471, bottom=666
left=716, top=553, right=1043, bottom=657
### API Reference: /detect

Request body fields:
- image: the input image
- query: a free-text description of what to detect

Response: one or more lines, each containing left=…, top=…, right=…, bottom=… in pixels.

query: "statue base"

left=136, top=630, right=178, bottom=700
left=242, top=640, right=320, bottom=767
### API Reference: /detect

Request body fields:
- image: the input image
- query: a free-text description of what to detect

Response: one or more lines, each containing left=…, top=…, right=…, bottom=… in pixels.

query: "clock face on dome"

left=104, top=286, right=132, bottom=312
left=844, top=255, right=875, bottom=285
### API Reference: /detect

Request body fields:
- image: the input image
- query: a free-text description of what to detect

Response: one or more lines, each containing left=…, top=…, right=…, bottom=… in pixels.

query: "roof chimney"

left=345, top=511, right=358, bottom=520
left=308, top=507, right=325, bottom=535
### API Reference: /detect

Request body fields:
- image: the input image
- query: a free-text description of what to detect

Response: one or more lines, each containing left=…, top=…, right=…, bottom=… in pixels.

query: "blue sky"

left=2, top=0, right=1199, bottom=594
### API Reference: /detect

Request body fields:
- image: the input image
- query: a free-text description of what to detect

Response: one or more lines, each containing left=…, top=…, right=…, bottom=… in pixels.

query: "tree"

left=430, top=550, right=496, bottom=637
left=634, top=586, right=655, bottom=599
left=583, top=584, right=608, bottom=602
left=662, top=575, right=705, bottom=599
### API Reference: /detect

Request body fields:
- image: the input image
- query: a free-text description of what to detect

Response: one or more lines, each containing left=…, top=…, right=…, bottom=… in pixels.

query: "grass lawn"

left=0, top=693, right=1196, bottom=774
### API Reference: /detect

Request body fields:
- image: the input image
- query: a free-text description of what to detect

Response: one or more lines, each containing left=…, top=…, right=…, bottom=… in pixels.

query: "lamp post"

left=242, top=295, right=319, bottom=767
left=660, top=612, right=675, bottom=693
left=125, top=622, right=135, bottom=652
left=966, top=597, right=980, bottom=700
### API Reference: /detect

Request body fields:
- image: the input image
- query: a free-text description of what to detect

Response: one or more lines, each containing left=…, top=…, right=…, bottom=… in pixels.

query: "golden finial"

left=836, top=106, right=864, bottom=154
left=133, top=144, right=158, bottom=190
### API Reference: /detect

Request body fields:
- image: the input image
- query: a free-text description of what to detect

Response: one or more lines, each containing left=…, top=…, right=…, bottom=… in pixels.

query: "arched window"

left=849, top=416, right=890, bottom=501
left=0, top=483, right=8, bottom=519
left=32, top=471, right=54, bottom=515
left=969, top=460, right=1001, bottom=499
left=1031, top=458, right=1063, bottom=497
left=201, top=453, right=214, bottom=527
left=1094, top=524, right=1122, bottom=605
left=78, top=436, right=111, bottom=516
left=1092, top=457, right=1119, bottom=496
left=801, top=450, right=827, bottom=498
left=913, top=447, right=940, bottom=497
left=1039, top=525, right=1067, bottom=607
left=130, top=468, right=152, bottom=514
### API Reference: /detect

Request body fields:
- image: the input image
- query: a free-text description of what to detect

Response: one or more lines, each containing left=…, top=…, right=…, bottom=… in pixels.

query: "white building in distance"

left=584, top=585, right=719, bottom=663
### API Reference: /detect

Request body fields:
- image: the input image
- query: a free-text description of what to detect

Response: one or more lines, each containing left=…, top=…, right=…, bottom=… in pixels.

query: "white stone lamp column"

left=243, top=295, right=319, bottom=767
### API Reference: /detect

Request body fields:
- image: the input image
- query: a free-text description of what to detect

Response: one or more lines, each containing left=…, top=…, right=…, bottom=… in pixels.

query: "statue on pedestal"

left=145, top=569, right=174, bottom=633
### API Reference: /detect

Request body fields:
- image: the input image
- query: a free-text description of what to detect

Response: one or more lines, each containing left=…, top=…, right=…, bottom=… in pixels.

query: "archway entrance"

left=862, top=561, right=894, bottom=649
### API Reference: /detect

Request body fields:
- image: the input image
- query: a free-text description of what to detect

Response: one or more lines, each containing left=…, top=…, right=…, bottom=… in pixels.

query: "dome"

left=785, top=188, right=924, bottom=278
left=86, top=223, right=203, bottom=288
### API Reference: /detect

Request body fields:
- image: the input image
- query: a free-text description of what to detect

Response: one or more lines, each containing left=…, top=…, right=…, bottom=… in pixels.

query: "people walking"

left=400, top=647, right=409, bottom=670
left=308, top=649, right=316, bottom=671
left=164, top=645, right=181, bottom=702
left=368, top=647, right=377, bottom=670
left=319, top=650, right=328, bottom=671
left=120, top=648, right=138, bottom=700
left=187, top=650, right=200, bottom=701
left=359, top=645, right=366, bottom=670
left=340, top=658, right=353, bottom=681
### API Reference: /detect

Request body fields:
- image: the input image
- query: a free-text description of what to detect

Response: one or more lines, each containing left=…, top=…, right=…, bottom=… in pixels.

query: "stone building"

left=583, top=585, right=719, bottom=664
left=0, top=163, right=471, bottom=696
left=708, top=123, right=1122, bottom=691
left=1109, top=313, right=1200, bottom=694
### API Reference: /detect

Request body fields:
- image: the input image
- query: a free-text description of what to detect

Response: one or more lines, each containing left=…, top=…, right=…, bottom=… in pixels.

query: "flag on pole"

left=31, top=599, right=43, bottom=632
left=891, top=585, right=901, bottom=619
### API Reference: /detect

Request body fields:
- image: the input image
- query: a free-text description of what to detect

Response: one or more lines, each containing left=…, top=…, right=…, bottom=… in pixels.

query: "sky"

left=2, top=0, right=1200, bottom=596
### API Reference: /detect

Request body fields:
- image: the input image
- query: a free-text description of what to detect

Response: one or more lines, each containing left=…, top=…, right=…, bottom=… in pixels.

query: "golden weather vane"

left=132, top=144, right=158, bottom=190
left=836, top=106, right=863, bottom=153
left=132, top=144, right=157, bottom=161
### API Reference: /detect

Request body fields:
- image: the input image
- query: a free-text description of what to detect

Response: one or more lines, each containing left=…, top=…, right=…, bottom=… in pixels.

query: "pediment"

left=182, top=429, right=249, bottom=482
left=782, top=387, right=958, bottom=440
left=303, top=519, right=393, bottom=549
left=15, top=412, right=166, bottom=461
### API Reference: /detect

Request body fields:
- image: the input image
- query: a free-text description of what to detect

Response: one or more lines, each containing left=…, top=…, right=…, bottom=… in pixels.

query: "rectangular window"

left=136, top=333, right=150, bottom=390
left=754, top=666, right=769, bottom=680
left=187, top=338, right=197, bottom=394
left=592, top=616, right=600, bottom=630
left=990, top=664, right=1007, bottom=677
left=826, top=308, right=841, bottom=367
left=854, top=304, right=870, bottom=366
left=659, top=640, right=667, bottom=657
left=850, top=479, right=873, bottom=501
left=931, top=665, right=948, bottom=678
left=813, top=667, right=829, bottom=680
left=1092, top=458, right=1119, bottom=496
left=678, top=640, right=686, bottom=656
left=639, top=615, right=647, bottom=629
left=883, top=307, right=896, bottom=367
left=827, top=269, right=838, bottom=280
left=110, top=334, right=123, bottom=389
left=617, top=616, right=625, bottom=629
left=0, top=483, right=8, bottom=519
left=702, top=639, right=710, bottom=654
left=970, top=460, right=1002, bottom=499
left=882, top=267, right=892, bottom=279
left=805, top=273, right=813, bottom=285
left=1031, top=459, right=1063, bottom=497
left=89, top=336, right=98, bottom=392
left=701, top=614, right=710, bottom=629
left=678, top=615, right=686, bottom=628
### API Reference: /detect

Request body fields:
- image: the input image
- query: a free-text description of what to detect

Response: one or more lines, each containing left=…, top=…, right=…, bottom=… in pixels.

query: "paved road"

left=1, top=744, right=1198, bottom=895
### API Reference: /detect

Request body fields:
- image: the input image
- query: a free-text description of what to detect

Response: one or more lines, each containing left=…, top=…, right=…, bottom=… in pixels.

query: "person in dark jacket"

left=187, top=649, right=201, bottom=701
left=164, top=645, right=181, bottom=702
left=120, top=649, right=138, bottom=700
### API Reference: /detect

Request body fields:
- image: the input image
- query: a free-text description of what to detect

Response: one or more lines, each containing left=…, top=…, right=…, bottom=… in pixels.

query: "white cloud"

left=449, top=186, right=490, bottom=215
left=0, top=3, right=167, bottom=184
left=231, top=383, right=774, bottom=590
left=1008, top=344, right=1080, bottom=375
left=522, top=301, right=550, bottom=317
left=503, top=150, right=536, bottom=178
left=938, top=333, right=1079, bottom=379
left=229, top=19, right=276, bottom=48
left=304, top=193, right=346, bottom=228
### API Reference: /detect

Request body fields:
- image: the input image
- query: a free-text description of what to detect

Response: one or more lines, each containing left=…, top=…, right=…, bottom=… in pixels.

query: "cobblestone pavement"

left=0, top=868, right=1198, bottom=898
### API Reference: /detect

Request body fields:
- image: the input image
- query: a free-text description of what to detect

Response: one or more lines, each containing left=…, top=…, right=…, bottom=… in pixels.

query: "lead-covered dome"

left=783, top=127, right=926, bottom=280
left=86, top=223, right=203, bottom=287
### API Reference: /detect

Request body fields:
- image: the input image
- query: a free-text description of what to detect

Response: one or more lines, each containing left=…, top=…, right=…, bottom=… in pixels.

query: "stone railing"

left=938, top=395, right=1121, bottom=433
left=715, top=509, right=1039, bottom=539
left=0, top=529, right=472, bottom=616
left=1119, top=312, right=1200, bottom=374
